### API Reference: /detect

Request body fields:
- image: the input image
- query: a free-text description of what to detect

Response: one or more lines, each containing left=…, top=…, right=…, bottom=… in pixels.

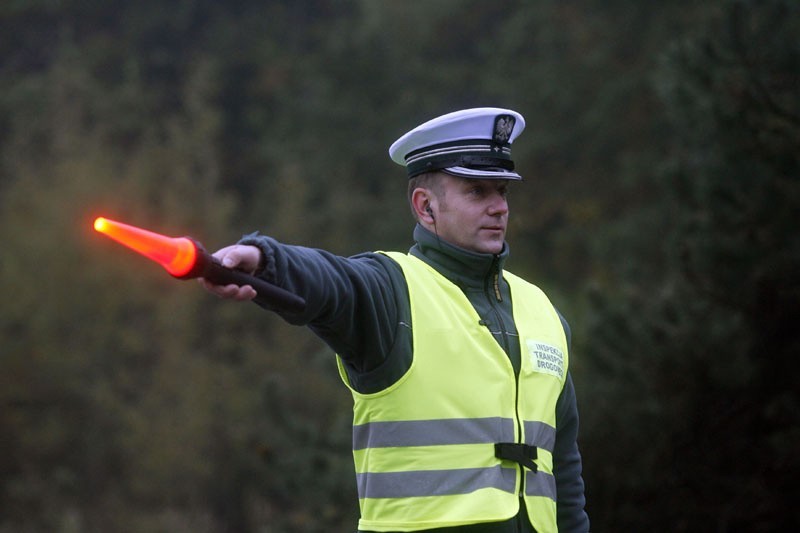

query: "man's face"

left=430, top=175, right=510, bottom=255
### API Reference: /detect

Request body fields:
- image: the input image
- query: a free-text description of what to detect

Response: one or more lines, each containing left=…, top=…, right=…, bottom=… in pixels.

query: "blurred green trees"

left=0, top=1, right=797, bottom=531
left=580, top=1, right=800, bottom=530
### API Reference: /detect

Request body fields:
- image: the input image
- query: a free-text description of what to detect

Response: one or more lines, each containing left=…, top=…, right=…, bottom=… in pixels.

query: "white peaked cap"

left=389, top=107, right=526, bottom=180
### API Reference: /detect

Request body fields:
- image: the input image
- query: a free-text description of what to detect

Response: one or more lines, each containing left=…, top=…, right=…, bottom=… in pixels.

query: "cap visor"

left=442, top=166, right=522, bottom=180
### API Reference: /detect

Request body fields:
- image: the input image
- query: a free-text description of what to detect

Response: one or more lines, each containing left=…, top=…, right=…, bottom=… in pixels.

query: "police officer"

left=202, top=108, right=589, bottom=532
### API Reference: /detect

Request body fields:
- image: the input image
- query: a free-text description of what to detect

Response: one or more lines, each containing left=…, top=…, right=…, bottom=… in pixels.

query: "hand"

left=198, top=244, right=262, bottom=301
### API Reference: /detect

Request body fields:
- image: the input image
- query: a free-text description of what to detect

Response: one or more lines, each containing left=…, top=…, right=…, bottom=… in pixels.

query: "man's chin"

left=479, top=240, right=505, bottom=255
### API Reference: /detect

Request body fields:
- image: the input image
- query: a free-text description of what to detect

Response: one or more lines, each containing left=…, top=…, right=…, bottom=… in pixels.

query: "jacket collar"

left=408, top=224, right=508, bottom=289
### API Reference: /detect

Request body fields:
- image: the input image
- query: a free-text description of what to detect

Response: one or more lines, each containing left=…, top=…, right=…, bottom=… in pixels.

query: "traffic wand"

left=93, top=217, right=306, bottom=313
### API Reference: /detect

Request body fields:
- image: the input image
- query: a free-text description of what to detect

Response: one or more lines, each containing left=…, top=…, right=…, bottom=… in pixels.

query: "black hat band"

left=405, top=140, right=514, bottom=178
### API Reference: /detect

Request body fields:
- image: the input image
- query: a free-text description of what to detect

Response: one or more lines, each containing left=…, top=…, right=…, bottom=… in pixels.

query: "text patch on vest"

left=526, top=340, right=565, bottom=379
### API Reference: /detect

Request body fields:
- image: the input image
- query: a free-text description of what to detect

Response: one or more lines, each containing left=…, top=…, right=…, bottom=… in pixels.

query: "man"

left=202, top=108, right=589, bottom=532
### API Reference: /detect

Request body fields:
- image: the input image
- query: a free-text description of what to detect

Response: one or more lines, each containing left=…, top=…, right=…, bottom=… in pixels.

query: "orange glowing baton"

left=93, top=217, right=305, bottom=313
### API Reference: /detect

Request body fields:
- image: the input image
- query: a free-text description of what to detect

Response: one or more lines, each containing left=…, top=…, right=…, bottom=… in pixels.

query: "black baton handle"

left=177, top=240, right=307, bottom=313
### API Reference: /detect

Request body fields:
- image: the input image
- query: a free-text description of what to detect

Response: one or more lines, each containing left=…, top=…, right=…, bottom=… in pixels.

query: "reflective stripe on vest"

left=353, top=417, right=557, bottom=500
left=337, top=252, right=567, bottom=532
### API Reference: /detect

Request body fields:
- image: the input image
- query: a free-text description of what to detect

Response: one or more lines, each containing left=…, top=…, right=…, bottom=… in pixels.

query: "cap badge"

left=493, top=114, right=516, bottom=144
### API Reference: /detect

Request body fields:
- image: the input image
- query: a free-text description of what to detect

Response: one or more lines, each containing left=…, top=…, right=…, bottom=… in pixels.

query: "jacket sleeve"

left=554, top=313, right=590, bottom=532
left=554, top=374, right=590, bottom=532
left=237, top=232, right=406, bottom=373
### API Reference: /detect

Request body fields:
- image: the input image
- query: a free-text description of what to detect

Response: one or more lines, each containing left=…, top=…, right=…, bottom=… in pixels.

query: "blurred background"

left=1, top=1, right=797, bottom=531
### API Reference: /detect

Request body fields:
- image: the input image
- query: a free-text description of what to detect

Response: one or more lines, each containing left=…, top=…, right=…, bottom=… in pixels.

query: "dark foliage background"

left=1, top=1, right=797, bottom=531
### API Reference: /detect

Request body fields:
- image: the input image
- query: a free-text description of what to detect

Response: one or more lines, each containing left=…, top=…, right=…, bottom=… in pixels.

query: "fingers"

left=198, top=277, right=258, bottom=301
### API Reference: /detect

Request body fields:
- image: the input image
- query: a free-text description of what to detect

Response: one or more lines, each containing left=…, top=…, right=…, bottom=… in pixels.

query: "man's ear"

left=411, top=187, right=436, bottom=224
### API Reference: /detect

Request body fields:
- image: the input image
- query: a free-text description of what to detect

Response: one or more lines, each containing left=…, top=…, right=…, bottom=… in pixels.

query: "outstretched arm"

left=201, top=233, right=408, bottom=374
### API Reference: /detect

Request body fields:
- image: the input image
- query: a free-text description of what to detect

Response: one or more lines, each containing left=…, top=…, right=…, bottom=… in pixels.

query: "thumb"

left=216, top=245, right=260, bottom=273
left=221, top=252, right=238, bottom=269
left=211, top=245, right=245, bottom=269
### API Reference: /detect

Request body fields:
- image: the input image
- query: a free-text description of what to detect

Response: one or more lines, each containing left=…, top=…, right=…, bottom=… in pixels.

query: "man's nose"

left=488, top=193, right=508, bottom=215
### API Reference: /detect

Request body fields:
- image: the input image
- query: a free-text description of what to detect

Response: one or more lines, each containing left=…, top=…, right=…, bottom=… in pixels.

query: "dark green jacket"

left=240, top=224, right=589, bottom=533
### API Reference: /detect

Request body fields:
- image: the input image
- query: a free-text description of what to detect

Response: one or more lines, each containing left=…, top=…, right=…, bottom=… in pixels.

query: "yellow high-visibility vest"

left=338, top=252, right=568, bottom=532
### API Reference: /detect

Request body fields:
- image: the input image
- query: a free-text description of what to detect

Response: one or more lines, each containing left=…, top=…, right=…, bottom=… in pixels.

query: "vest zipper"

left=484, top=257, right=511, bottom=358
left=493, top=271, right=502, bottom=301
left=515, top=358, right=525, bottom=500
left=483, top=257, right=527, bottom=518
